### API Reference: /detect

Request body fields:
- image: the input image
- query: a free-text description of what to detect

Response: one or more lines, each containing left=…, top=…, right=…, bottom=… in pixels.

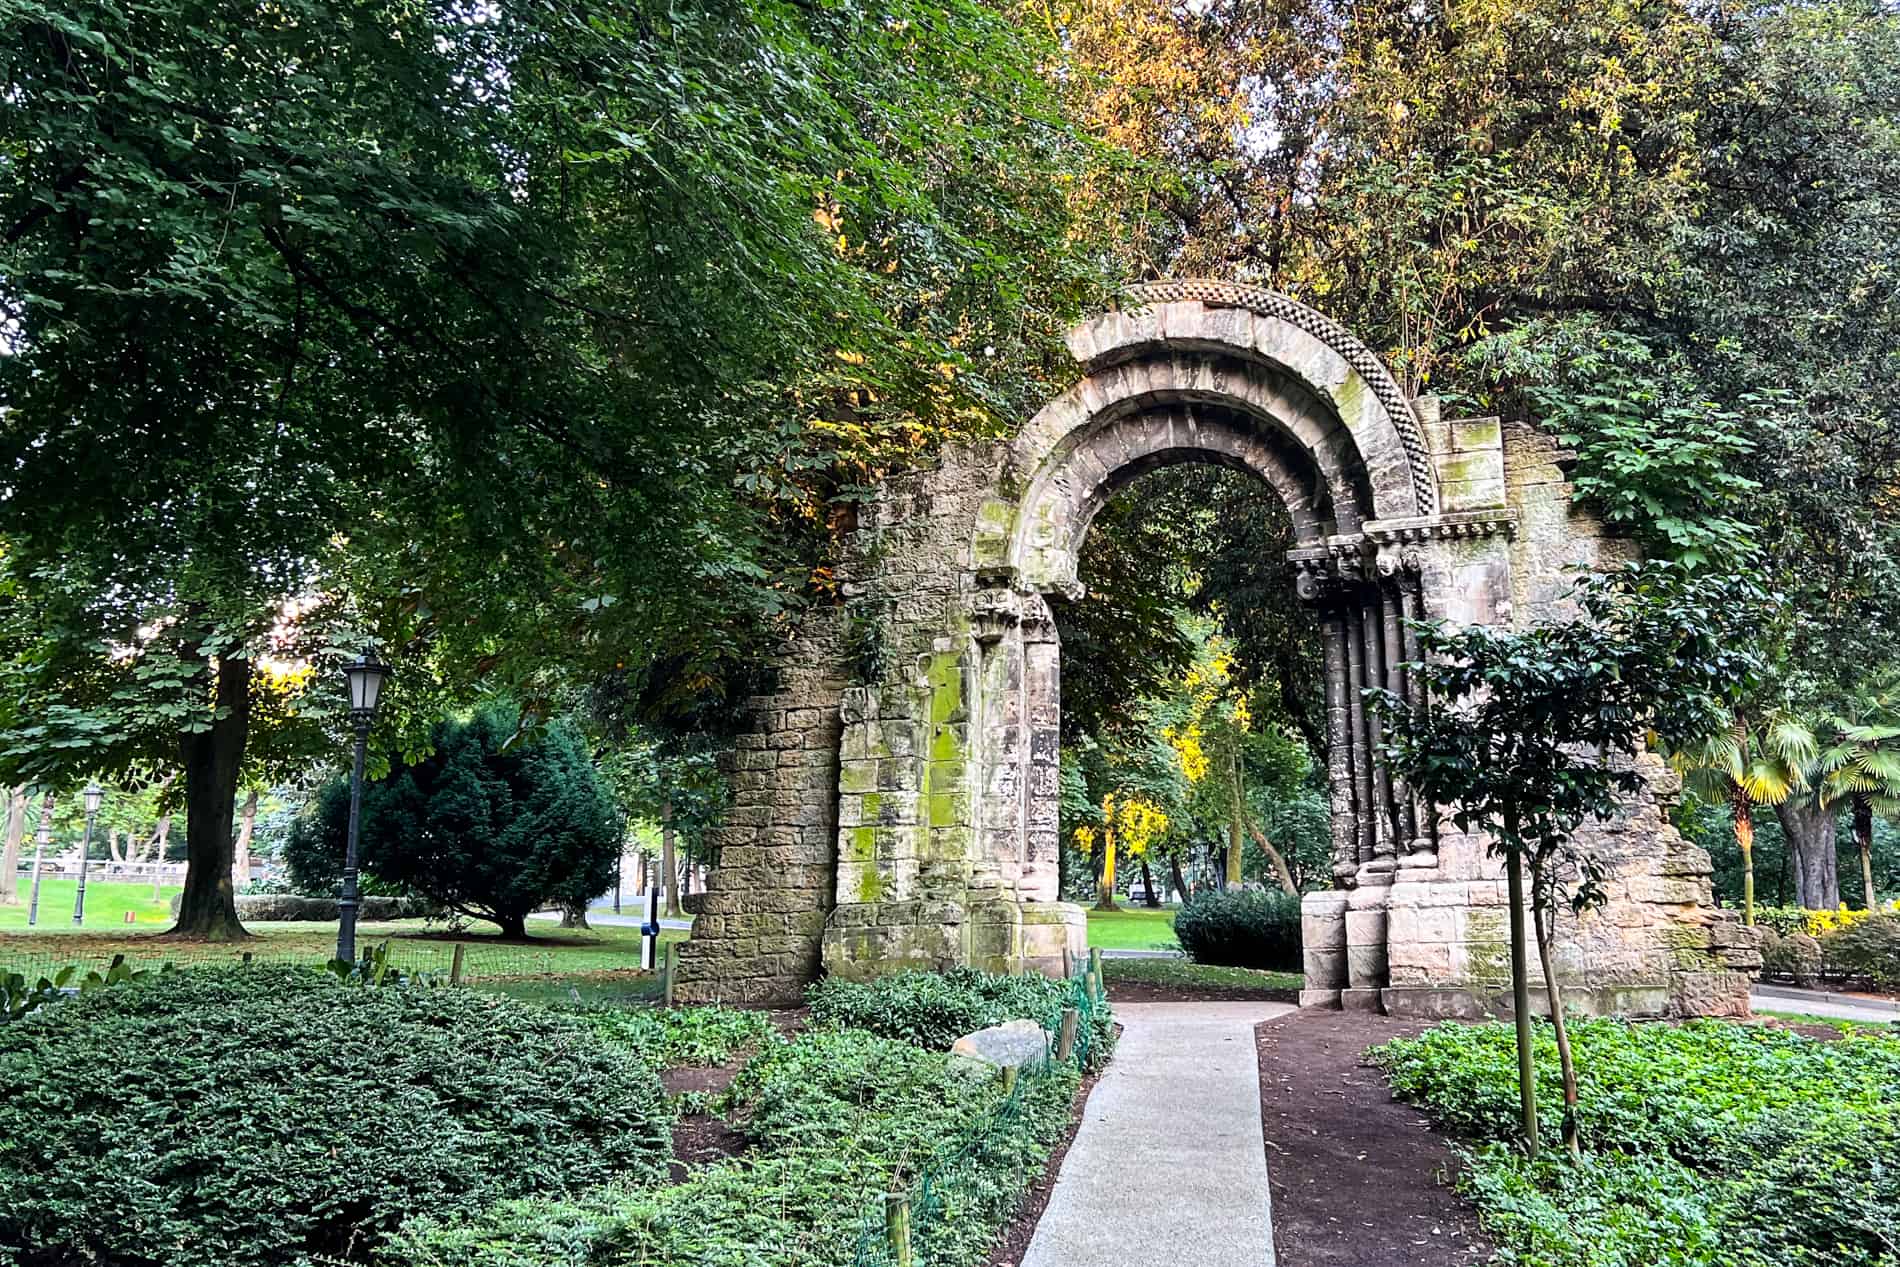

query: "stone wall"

left=673, top=613, right=849, bottom=1005
left=1368, top=417, right=1758, bottom=1018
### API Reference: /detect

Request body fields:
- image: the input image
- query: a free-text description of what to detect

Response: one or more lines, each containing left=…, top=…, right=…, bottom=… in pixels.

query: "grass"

left=1085, top=904, right=1179, bottom=950
left=0, top=878, right=182, bottom=931
left=0, top=904, right=687, bottom=984
left=1100, top=955, right=1301, bottom=993
left=1755, top=1008, right=1899, bottom=1035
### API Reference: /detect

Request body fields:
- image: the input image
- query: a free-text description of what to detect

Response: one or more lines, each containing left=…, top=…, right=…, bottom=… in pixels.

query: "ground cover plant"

left=1374, top=1017, right=1900, bottom=1265
left=807, top=965, right=1114, bottom=1066
left=390, top=969, right=1102, bottom=1267
left=0, top=966, right=671, bottom=1267
left=583, top=1003, right=776, bottom=1066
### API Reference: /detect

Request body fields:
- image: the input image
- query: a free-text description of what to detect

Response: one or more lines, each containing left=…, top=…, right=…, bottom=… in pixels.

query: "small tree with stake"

left=1376, top=561, right=1768, bottom=1158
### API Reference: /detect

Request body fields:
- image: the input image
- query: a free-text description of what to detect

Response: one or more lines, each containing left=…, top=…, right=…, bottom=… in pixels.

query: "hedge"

left=0, top=967, right=670, bottom=1267
left=1171, top=888, right=1302, bottom=971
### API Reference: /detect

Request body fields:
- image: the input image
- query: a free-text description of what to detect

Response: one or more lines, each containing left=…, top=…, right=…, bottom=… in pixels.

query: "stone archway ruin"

left=676, top=281, right=1759, bottom=1017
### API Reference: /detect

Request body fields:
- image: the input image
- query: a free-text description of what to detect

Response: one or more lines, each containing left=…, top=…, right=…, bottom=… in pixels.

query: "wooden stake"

left=1001, top=1064, right=1020, bottom=1095
left=1057, top=1007, right=1079, bottom=1062
left=885, top=1193, right=912, bottom=1267
left=663, top=941, right=680, bottom=1007
left=449, top=942, right=466, bottom=986
left=1062, top=944, right=1073, bottom=981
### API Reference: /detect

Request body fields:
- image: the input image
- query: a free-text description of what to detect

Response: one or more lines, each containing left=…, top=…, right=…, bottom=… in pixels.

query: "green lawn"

left=0, top=901, right=686, bottom=985
left=0, top=878, right=182, bottom=931
left=1755, top=1008, right=1899, bottom=1035
left=1101, top=955, right=1301, bottom=994
left=1085, top=904, right=1180, bottom=951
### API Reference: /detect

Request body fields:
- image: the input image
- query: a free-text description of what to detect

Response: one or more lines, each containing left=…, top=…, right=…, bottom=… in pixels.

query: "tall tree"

left=1, top=0, right=1120, bottom=936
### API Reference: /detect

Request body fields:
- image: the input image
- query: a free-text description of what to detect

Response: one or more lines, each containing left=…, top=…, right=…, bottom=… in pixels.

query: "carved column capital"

left=968, top=586, right=1023, bottom=646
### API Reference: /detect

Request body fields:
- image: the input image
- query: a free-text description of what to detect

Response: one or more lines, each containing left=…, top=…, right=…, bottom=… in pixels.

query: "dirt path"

left=1255, top=1010, right=1491, bottom=1267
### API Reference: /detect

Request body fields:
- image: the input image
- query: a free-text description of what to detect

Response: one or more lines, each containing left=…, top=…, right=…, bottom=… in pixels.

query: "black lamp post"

left=337, top=651, right=391, bottom=965
left=72, top=782, right=104, bottom=925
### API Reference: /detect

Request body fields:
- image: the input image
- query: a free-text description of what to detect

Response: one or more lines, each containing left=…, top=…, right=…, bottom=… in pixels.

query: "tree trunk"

left=1732, top=788, right=1755, bottom=925
left=232, top=789, right=258, bottom=890
left=168, top=654, right=253, bottom=941
left=1503, top=825, right=1540, bottom=1159
left=1854, top=794, right=1877, bottom=909
left=1243, top=818, right=1300, bottom=897
left=496, top=910, right=528, bottom=939
left=661, top=798, right=681, bottom=918
left=1531, top=874, right=1581, bottom=1158
left=0, top=788, right=24, bottom=905
left=1226, top=758, right=1245, bottom=889
left=1138, top=857, right=1162, bottom=908
left=1168, top=854, right=1190, bottom=904
left=560, top=901, right=590, bottom=929
left=108, top=828, right=124, bottom=866
left=1095, top=825, right=1120, bottom=911
left=1776, top=797, right=1841, bottom=910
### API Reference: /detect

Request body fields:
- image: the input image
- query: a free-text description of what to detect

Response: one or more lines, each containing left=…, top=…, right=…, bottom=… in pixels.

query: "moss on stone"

left=1464, top=909, right=1512, bottom=989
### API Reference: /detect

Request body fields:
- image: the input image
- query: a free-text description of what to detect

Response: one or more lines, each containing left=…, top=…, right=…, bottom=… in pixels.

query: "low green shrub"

left=1376, top=1018, right=1900, bottom=1266
left=806, top=966, right=1113, bottom=1067
left=1820, top=914, right=1900, bottom=988
left=387, top=1027, right=1081, bottom=1267
left=584, top=1003, right=776, bottom=1066
left=1171, top=888, right=1301, bottom=971
left=1757, top=927, right=1822, bottom=985
left=0, top=966, right=670, bottom=1267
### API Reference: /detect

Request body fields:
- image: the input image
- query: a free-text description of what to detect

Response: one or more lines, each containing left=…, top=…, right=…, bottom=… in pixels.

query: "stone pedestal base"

left=820, top=897, right=1086, bottom=982
left=1299, top=889, right=1349, bottom=1009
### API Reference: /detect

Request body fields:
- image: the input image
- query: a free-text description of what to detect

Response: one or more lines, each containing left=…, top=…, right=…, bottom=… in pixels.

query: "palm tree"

left=1672, top=708, right=1817, bottom=925
left=1820, top=715, right=1900, bottom=910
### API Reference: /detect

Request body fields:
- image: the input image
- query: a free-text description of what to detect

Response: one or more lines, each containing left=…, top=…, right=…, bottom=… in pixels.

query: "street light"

left=72, top=782, right=104, bottom=925
left=337, top=650, right=391, bottom=966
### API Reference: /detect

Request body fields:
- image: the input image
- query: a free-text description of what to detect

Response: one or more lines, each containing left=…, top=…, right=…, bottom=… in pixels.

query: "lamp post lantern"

left=337, top=650, right=391, bottom=966
left=73, top=782, right=104, bottom=925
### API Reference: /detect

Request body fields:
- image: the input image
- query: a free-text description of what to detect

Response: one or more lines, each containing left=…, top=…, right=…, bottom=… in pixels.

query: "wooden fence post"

left=885, top=1192, right=912, bottom=1267
left=1057, top=1007, right=1079, bottom=1062
left=449, top=943, right=466, bottom=986
left=663, top=941, right=680, bottom=1007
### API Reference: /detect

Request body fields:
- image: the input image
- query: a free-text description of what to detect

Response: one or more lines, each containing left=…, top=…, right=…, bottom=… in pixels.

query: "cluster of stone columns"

left=1293, top=538, right=1430, bottom=889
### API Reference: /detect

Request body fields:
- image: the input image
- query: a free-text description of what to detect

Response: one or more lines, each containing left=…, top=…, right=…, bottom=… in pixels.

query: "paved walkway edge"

left=1020, top=1001, right=1294, bottom=1267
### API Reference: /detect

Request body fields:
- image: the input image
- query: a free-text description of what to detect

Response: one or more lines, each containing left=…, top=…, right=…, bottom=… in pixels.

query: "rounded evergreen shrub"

left=1821, top=914, right=1900, bottom=988
left=1172, top=888, right=1302, bottom=971
left=0, top=967, right=670, bottom=1267
left=285, top=707, right=621, bottom=937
